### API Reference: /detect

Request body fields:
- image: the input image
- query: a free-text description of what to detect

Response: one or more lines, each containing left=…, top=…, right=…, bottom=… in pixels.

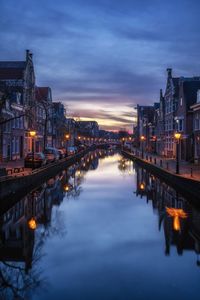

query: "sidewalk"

left=130, top=148, right=200, bottom=181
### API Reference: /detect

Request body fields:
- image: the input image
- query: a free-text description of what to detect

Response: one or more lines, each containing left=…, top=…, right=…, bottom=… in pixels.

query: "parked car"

left=24, top=152, right=47, bottom=168
left=78, top=145, right=86, bottom=152
left=58, top=148, right=66, bottom=159
left=44, top=147, right=60, bottom=163
left=67, top=146, right=77, bottom=156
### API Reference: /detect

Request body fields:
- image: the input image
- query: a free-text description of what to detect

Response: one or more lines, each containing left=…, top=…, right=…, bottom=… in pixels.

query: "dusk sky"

left=1, top=0, right=200, bottom=131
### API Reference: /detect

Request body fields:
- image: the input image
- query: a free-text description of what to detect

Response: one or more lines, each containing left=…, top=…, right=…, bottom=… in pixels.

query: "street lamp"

left=121, top=137, right=125, bottom=150
left=29, top=130, right=36, bottom=166
left=65, top=133, right=70, bottom=148
left=174, top=132, right=181, bottom=174
left=152, top=135, right=157, bottom=153
left=140, top=135, right=145, bottom=159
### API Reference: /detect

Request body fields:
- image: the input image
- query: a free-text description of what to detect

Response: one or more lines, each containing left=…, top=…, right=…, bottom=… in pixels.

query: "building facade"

left=0, top=50, right=35, bottom=161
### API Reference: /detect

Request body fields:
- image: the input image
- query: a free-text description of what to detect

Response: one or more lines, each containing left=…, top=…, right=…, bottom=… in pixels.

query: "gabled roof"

left=0, top=61, right=26, bottom=80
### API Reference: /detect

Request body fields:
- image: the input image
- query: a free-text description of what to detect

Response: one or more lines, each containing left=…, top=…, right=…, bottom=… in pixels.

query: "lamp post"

left=65, top=133, right=70, bottom=148
left=29, top=130, right=36, bottom=166
left=152, top=135, right=157, bottom=154
left=122, top=137, right=125, bottom=150
left=174, top=132, right=181, bottom=174
left=140, top=135, right=145, bottom=159
left=28, top=193, right=37, bottom=230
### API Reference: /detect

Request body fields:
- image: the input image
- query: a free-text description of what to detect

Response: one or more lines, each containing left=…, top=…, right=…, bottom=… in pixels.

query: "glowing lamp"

left=140, top=135, right=145, bottom=141
left=64, top=184, right=69, bottom=191
left=140, top=183, right=145, bottom=190
left=28, top=217, right=37, bottom=230
left=29, top=130, right=36, bottom=137
left=174, top=132, right=181, bottom=140
left=166, top=207, right=187, bottom=231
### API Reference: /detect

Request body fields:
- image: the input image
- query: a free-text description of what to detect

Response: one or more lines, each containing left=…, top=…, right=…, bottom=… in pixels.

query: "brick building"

left=0, top=50, right=35, bottom=161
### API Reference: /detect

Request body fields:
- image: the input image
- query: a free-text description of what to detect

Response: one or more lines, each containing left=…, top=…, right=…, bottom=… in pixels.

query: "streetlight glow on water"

left=0, top=151, right=200, bottom=300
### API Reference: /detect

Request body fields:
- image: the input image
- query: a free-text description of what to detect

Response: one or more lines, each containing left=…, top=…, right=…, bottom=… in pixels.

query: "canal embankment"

left=122, top=150, right=200, bottom=207
left=0, top=144, right=108, bottom=204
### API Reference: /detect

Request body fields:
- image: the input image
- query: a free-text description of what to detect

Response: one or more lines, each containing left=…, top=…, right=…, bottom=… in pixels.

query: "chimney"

left=167, top=68, right=172, bottom=78
left=160, top=89, right=163, bottom=99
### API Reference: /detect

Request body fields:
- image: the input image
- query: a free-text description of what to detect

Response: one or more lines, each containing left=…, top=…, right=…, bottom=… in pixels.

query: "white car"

left=44, top=147, right=60, bottom=162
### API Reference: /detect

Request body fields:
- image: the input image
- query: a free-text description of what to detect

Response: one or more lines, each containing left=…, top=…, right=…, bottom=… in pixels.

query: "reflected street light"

left=28, top=217, right=37, bottom=230
left=174, top=132, right=181, bottom=174
left=140, top=182, right=145, bottom=190
left=140, top=135, right=145, bottom=159
left=166, top=207, right=187, bottom=231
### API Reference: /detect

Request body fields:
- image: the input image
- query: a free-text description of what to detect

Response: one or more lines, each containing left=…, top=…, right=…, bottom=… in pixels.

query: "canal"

left=0, top=150, right=200, bottom=299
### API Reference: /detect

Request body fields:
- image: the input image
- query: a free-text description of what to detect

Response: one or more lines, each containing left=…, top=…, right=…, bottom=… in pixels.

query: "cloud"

left=1, top=0, right=200, bottom=130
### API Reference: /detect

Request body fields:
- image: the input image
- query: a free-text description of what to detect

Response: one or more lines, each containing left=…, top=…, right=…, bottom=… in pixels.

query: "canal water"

left=0, top=151, right=200, bottom=299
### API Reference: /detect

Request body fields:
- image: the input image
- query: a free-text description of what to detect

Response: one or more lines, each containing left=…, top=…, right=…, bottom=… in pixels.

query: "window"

left=180, top=97, right=183, bottom=106
left=194, top=113, right=200, bottom=130
left=197, top=90, right=200, bottom=103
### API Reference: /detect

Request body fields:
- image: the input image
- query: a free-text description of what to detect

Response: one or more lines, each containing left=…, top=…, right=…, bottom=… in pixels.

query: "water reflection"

left=118, top=157, right=134, bottom=176
left=134, top=164, right=200, bottom=265
left=0, top=150, right=200, bottom=299
left=0, top=149, right=112, bottom=298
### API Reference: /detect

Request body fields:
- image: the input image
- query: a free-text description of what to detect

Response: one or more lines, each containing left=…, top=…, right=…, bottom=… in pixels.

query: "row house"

left=0, top=50, right=35, bottom=161
left=191, top=91, right=200, bottom=163
left=66, top=118, right=77, bottom=147
left=35, top=86, right=53, bottom=151
left=0, top=51, right=71, bottom=162
left=155, top=89, right=165, bottom=155
left=77, top=121, right=99, bottom=138
left=176, top=77, right=200, bottom=161
left=162, top=69, right=200, bottom=159
left=162, top=68, right=179, bottom=157
left=135, top=103, right=159, bottom=153
left=52, top=102, right=67, bottom=149
left=135, top=68, right=200, bottom=162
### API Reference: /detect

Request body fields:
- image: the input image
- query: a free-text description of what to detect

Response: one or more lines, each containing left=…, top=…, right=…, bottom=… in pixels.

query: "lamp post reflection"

left=140, top=183, right=145, bottom=191
left=174, top=132, right=181, bottom=174
left=65, top=133, right=70, bottom=149
left=140, top=135, right=145, bottom=159
left=28, top=193, right=37, bottom=231
left=166, top=207, right=187, bottom=232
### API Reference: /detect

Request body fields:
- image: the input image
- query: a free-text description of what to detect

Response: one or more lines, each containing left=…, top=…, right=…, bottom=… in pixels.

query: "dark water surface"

left=0, top=151, right=200, bottom=299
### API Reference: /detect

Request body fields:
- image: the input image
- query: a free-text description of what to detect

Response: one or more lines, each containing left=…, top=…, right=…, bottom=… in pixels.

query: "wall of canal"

left=0, top=145, right=109, bottom=207
left=122, top=150, right=200, bottom=208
